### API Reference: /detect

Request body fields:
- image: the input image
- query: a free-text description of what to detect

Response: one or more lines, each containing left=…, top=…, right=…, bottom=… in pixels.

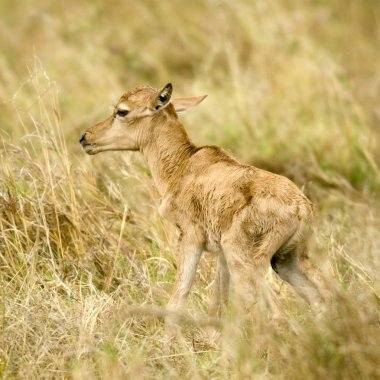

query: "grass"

left=1, top=0, right=380, bottom=378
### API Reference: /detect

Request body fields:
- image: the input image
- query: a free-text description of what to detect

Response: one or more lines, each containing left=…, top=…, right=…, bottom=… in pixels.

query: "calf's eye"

left=116, top=109, right=129, bottom=117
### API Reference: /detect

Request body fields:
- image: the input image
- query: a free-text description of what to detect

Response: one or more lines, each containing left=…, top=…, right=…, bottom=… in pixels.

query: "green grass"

left=1, top=0, right=380, bottom=378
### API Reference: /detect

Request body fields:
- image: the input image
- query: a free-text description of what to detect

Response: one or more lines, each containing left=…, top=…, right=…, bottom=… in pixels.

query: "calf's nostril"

left=79, top=134, right=86, bottom=144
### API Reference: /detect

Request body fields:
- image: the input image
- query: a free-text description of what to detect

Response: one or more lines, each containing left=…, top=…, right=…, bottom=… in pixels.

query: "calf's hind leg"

left=271, top=239, right=321, bottom=305
left=220, top=235, right=279, bottom=310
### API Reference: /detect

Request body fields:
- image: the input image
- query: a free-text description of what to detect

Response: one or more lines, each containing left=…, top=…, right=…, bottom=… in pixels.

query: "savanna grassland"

left=1, top=0, right=380, bottom=379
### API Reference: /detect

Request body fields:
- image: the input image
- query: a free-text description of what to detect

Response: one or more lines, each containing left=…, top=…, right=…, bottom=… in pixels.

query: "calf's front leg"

left=208, top=252, right=230, bottom=318
left=165, top=235, right=203, bottom=334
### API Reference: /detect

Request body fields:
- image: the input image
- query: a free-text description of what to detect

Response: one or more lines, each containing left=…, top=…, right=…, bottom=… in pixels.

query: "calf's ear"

left=150, top=83, right=173, bottom=112
left=171, top=95, right=207, bottom=113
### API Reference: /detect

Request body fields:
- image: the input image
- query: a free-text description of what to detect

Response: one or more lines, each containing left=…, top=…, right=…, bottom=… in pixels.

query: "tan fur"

left=80, top=83, right=321, bottom=327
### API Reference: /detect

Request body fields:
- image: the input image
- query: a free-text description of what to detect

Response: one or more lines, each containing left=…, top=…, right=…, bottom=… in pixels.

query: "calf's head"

left=79, top=83, right=206, bottom=155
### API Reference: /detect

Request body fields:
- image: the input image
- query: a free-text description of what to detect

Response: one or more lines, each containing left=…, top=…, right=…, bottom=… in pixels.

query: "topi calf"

left=80, top=83, right=321, bottom=328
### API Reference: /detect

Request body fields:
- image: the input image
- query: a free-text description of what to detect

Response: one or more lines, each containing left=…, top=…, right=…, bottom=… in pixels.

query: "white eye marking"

left=114, top=103, right=130, bottom=118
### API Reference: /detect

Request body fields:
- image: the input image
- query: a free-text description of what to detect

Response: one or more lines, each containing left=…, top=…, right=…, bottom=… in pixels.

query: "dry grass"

left=1, top=0, right=380, bottom=378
